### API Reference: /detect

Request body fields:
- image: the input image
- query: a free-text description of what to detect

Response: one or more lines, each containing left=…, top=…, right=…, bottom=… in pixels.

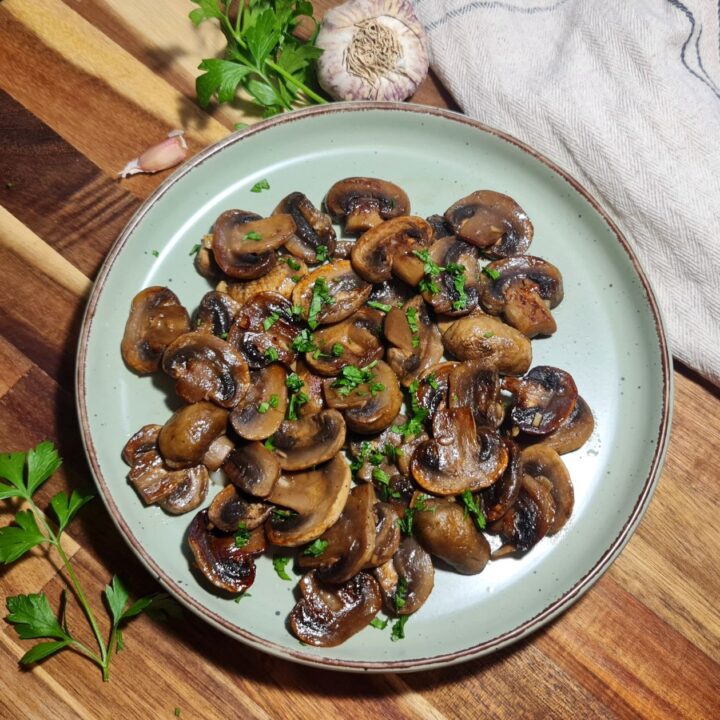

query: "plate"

left=76, top=102, right=672, bottom=672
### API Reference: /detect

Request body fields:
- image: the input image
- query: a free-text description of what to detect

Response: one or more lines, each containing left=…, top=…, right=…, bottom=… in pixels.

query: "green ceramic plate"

left=76, top=103, right=672, bottom=672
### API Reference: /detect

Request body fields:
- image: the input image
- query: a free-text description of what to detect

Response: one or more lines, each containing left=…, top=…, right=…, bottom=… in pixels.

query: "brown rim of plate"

left=75, top=102, right=673, bottom=673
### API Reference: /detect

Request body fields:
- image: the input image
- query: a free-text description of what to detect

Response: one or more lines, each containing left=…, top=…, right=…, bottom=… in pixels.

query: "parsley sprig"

left=0, top=441, right=173, bottom=680
left=461, top=491, right=487, bottom=530
left=190, top=0, right=327, bottom=116
left=307, top=277, right=334, bottom=330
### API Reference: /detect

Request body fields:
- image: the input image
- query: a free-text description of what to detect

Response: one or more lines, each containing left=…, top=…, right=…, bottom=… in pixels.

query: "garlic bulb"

left=316, top=0, right=429, bottom=102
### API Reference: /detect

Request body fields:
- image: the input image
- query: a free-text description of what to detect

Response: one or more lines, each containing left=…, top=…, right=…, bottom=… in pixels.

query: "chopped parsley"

left=291, top=329, right=317, bottom=353
left=461, top=490, right=487, bottom=530
left=372, top=467, right=401, bottom=501
left=263, top=437, right=276, bottom=452
left=331, top=343, right=344, bottom=357
left=483, top=331, right=495, bottom=339
left=390, top=615, right=410, bottom=641
left=263, top=312, right=280, bottom=331
left=426, top=373, right=440, bottom=390
left=250, top=178, right=270, bottom=193
left=291, top=274, right=301, bottom=283
left=151, top=250, right=159, bottom=257
left=233, top=592, right=251, bottom=603
left=189, top=243, right=201, bottom=256
left=483, top=266, right=501, bottom=281
left=302, top=539, right=329, bottom=557
left=281, top=256, right=302, bottom=271
left=218, top=331, right=229, bottom=340
left=369, top=617, right=389, bottom=630
left=272, top=555, right=292, bottom=581
left=369, top=382, right=385, bottom=396
left=307, top=277, right=334, bottom=330
left=397, top=495, right=432, bottom=536
left=264, top=347, right=279, bottom=362
left=234, top=522, right=250, bottom=548
left=286, top=373, right=304, bottom=392
left=291, top=304, right=304, bottom=317
left=287, top=392, right=308, bottom=420
left=245, top=231, right=262, bottom=241
left=257, top=394, right=278, bottom=414
left=331, top=361, right=378, bottom=396
left=272, top=508, right=295, bottom=520
left=315, top=245, right=329, bottom=263
left=391, top=379, right=429, bottom=439
left=367, top=300, right=392, bottom=313
left=445, top=262, right=468, bottom=310
left=413, top=249, right=444, bottom=295
left=405, top=307, right=420, bottom=348
left=394, top=576, right=409, bottom=611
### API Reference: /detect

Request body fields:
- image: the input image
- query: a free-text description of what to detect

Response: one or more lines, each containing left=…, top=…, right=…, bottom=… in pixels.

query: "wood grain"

left=0, top=1, right=718, bottom=718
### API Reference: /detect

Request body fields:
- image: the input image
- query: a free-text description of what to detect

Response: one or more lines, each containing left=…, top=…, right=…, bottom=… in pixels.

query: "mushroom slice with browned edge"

left=367, top=502, right=401, bottom=568
left=504, top=366, right=578, bottom=435
left=323, top=360, right=403, bottom=434
left=188, top=509, right=265, bottom=593
left=194, top=233, right=222, bottom=280
left=218, top=256, right=309, bottom=304
left=265, top=454, right=351, bottom=546
left=444, top=190, right=533, bottom=258
left=289, top=571, right=382, bottom=646
left=413, top=495, right=491, bottom=575
left=227, top=292, right=301, bottom=369
left=384, top=296, right=443, bottom=387
left=297, top=483, right=377, bottom=583
left=524, top=395, right=595, bottom=454
left=207, top=484, right=273, bottom=533
left=426, top=214, right=455, bottom=240
left=272, top=409, right=346, bottom=471
left=162, top=331, right=250, bottom=408
left=447, top=361, right=504, bottom=429
left=157, top=402, right=228, bottom=469
left=211, top=209, right=296, bottom=280
left=415, top=362, right=457, bottom=419
left=441, top=310, right=532, bottom=376
left=292, top=260, right=372, bottom=328
left=222, top=442, right=280, bottom=498
left=294, top=359, right=326, bottom=417
left=350, top=216, right=432, bottom=284
left=202, top=435, right=234, bottom=471
left=520, top=445, right=574, bottom=535
left=305, top=307, right=384, bottom=377
left=121, top=287, right=190, bottom=374
left=367, top=278, right=416, bottom=308
left=479, top=256, right=563, bottom=337
left=273, top=191, right=336, bottom=263
left=229, top=364, right=288, bottom=441
left=411, top=407, right=508, bottom=496
left=325, top=177, right=410, bottom=234
left=480, top=438, right=522, bottom=522
left=194, top=291, right=242, bottom=337
left=381, top=537, right=434, bottom=616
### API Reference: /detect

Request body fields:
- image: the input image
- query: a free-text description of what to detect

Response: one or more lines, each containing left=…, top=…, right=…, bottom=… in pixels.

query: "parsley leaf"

left=315, top=245, right=329, bottom=263
left=461, top=491, right=487, bottom=530
left=272, top=555, right=293, bottom=581
left=265, top=347, right=279, bottom=362
left=263, top=312, right=280, bottom=330
left=391, top=615, right=410, bottom=641
left=483, top=266, right=501, bottom=281
left=235, top=522, right=251, bottom=548
left=331, top=361, right=378, bottom=397
left=250, top=178, right=270, bottom=193
left=49, top=490, right=94, bottom=537
left=394, top=576, right=409, bottom=612
left=245, top=231, right=263, bottom=241
left=307, top=277, right=334, bottom=330
left=367, top=300, right=392, bottom=313
left=189, top=243, right=201, bottom=256
left=302, top=539, right=329, bottom=557
left=0, top=510, right=47, bottom=564
left=369, top=617, right=389, bottom=630
left=292, top=329, right=317, bottom=353
left=286, top=373, right=304, bottom=392
left=331, top=343, right=344, bottom=357
left=405, top=307, right=421, bottom=348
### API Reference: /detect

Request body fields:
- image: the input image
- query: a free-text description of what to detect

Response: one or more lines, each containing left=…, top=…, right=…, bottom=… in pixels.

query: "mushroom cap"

left=447, top=361, right=504, bottom=429
left=292, top=260, right=372, bottom=328
left=188, top=509, right=264, bottom=593
left=211, top=210, right=296, bottom=280
left=350, top=215, right=432, bottom=284
left=229, top=365, right=288, bottom=441
left=194, top=233, right=222, bottom=280
left=415, top=361, right=457, bottom=419
left=367, top=278, right=416, bottom=308
left=386, top=537, right=434, bottom=616
left=194, top=291, right=242, bottom=337
left=481, top=438, right=522, bottom=522
left=297, top=483, right=377, bottom=583
left=524, top=395, right=594, bottom=455
left=222, top=442, right=281, bottom=498
left=411, top=407, right=508, bottom=495
left=219, top=256, right=309, bottom=304
left=121, top=287, right=190, bottom=374
left=304, top=307, right=384, bottom=376
left=162, top=331, right=251, bottom=408
left=426, top=214, right=455, bottom=240
left=157, top=402, right=228, bottom=468
left=323, top=360, right=403, bottom=434
left=521, top=445, right=574, bottom=535
left=207, top=483, right=273, bottom=532
left=413, top=495, right=491, bottom=575
left=294, top=359, right=327, bottom=418
left=444, top=190, right=533, bottom=257
left=504, top=366, right=578, bottom=435
left=325, top=177, right=411, bottom=234
left=157, top=465, right=209, bottom=515
left=440, top=310, right=532, bottom=375
left=289, top=571, right=382, bottom=646
left=273, top=191, right=337, bottom=263
left=265, top=454, right=352, bottom=546
left=272, top=409, right=347, bottom=471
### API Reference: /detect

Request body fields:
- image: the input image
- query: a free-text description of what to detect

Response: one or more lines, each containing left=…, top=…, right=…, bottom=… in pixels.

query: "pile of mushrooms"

left=120, top=178, right=594, bottom=647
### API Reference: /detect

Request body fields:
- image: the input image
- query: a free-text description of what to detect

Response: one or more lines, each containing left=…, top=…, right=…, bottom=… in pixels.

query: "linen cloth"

left=414, top=0, right=720, bottom=386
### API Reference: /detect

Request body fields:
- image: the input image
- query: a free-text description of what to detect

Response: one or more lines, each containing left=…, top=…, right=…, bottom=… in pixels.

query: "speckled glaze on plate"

left=76, top=103, right=672, bottom=672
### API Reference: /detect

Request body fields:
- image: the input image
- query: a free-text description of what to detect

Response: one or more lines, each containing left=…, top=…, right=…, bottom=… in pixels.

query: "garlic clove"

left=316, top=0, right=429, bottom=102
left=119, top=130, right=188, bottom=178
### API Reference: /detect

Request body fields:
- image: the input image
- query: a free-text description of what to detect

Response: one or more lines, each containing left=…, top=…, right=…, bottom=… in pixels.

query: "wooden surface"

left=0, top=1, right=718, bottom=718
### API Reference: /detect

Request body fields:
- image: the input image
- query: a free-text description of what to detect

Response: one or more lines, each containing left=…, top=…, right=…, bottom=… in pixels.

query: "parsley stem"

left=265, top=59, right=328, bottom=105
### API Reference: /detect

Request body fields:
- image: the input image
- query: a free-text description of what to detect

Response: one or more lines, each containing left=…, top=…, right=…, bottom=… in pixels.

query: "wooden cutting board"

left=0, top=1, right=718, bottom=717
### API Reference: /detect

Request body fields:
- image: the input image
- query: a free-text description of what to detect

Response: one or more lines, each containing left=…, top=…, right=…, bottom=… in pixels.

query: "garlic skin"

left=119, top=130, right=188, bottom=178
left=316, top=0, right=429, bottom=102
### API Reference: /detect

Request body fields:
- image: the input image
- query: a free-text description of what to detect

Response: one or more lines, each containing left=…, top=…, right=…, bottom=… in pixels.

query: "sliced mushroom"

left=384, top=296, right=444, bottom=387
left=415, top=362, right=457, bottom=419
left=411, top=408, right=508, bottom=495
left=383, top=537, right=434, bottom=616
left=440, top=310, right=532, bottom=375
left=294, top=359, right=326, bottom=417
left=325, top=177, right=410, bottom=234
left=188, top=509, right=265, bottom=593
left=194, top=291, right=242, bottom=337
left=265, top=454, right=351, bottom=546
left=212, top=210, right=296, bottom=279
left=121, top=287, right=190, bottom=374
left=323, top=360, right=402, bottom=434
left=521, top=445, right=574, bottom=535
left=229, top=365, right=288, bottom=441
left=297, top=483, right=377, bottom=583
left=426, top=214, right=455, bottom=240
left=202, top=435, right=235, bottom=471
left=444, top=190, right=533, bottom=257
left=157, top=402, right=228, bottom=469
left=448, top=361, right=504, bottom=429
left=273, top=191, right=336, bottom=263
left=304, top=307, right=384, bottom=376
left=504, top=366, right=578, bottom=435
left=158, top=466, right=209, bottom=514
left=194, top=233, right=222, bottom=280
left=524, top=395, right=595, bottom=454
left=122, top=424, right=163, bottom=466
left=368, top=502, right=401, bottom=568
left=162, top=331, right=251, bottom=408
left=218, top=256, right=309, bottom=304
left=350, top=216, right=431, bottom=284
left=226, top=292, right=301, bottom=368
left=272, top=409, right=346, bottom=471
left=289, top=571, right=382, bottom=646
left=413, top=495, right=491, bottom=575
left=480, top=438, right=522, bottom=522
left=222, top=442, right=281, bottom=498
left=207, top=484, right=273, bottom=532
left=292, top=260, right=372, bottom=328
left=479, top=256, right=563, bottom=337
left=419, top=237, right=481, bottom=317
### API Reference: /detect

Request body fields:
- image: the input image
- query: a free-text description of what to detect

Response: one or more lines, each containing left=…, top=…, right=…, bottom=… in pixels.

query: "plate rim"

left=75, top=101, right=673, bottom=672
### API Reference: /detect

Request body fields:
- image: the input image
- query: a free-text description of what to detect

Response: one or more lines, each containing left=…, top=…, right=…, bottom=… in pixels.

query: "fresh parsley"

left=265, top=347, right=279, bottom=362
left=302, top=539, right=329, bottom=557
left=250, top=178, right=270, bottom=192
left=281, top=256, right=302, bottom=271
left=394, top=576, right=409, bottom=612
left=151, top=250, right=160, bottom=258
left=426, top=373, right=440, bottom=390
left=331, top=343, right=344, bottom=357
left=263, top=437, right=276, bottom=452
left=390, top=615, right=410, bottom=641
left=189, top=243, right=201, bottom=256
left=245, top=231, right=263, bottom=242
left=413, top=249, right=444, bottom=295
left=367, top=300, right=392, bottom=313
left=405, top=307, right=420, bottom=348
left=307, top=277, right=334, bottom=330
left=483, top=266, right=501, bottom=281
left=257, top=394, right=279, bottom=414
left=291, top=328, right=317, bottom=353
left=391, top=380, right=429, bottom=439
left=263, top=312, right=280, bottom=330
left=445, top=262, right=468, bottom=310
left=461, top=491, right=487, bottom=530
left=315, top=245, right=329, bottom=263
left=286, top=373, right=304, bottom=392
left=272, top=555, right=293, bottom=581
left=369, top=617, right=389, bottom=630
left=234, top=522, right=251, bottom=547
left=234, top=592, right=252, bottom=602
left=331, top=361, right=378, bottom=397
